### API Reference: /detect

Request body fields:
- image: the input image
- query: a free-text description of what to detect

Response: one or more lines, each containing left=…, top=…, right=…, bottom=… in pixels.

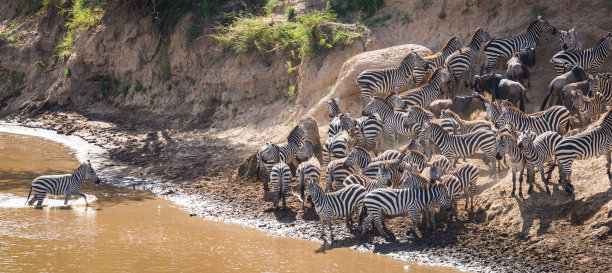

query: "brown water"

left=0, top=132, right=458, bottom=272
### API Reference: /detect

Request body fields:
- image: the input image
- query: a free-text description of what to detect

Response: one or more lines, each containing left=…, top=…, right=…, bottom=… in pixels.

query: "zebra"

left=307, top=181, right=367, bottom=244
left=354, top=114, right=385, bottom=150
left=327, top=98, right=341, bottom=118
left=362, top=95, right=419, bottom=149
left=342, top=167, right=392, bottom=192
left=592, top=72, right=612, bottom=105
left=550, top=32, right=612, bottom=75
left=430, top=163, right=479, bottom=214
left=270, top=162, right=292, bottom=210
left=418, top=121, right=496, bottom=175
left=344, top=147, right=402, bottom=178
left=495, top=104, right=570, bottom=135
left=429, top=155, right=452, bottom=183
left=395, top=67, right=448, bottom=108
left=399, top=169, right=430, bottom=189
left=296, top=139, right=321, bottom=209
left=325, top=158, right=357, bottom=192
left=444, top=27, right=492, bottom=91
left=413, top=36, right=463, bottom=86
left=256, top=142, right=280, bottom=192
left=328, top=116, right=343, bottom=137
left=440, top=109, right=494, bottom=134
left=495, top=131, right=527, bottom=197
left=518, top=131, right=563, bottom=195
left=484, top=101, right=502, bottom=125
left=554, top=109, right=612, bottom=196
left=360, top=183, right=451, bottom=241
left=322, top=130, right=351, bottom=166
left=357, top=52, right=429, bottom=102
left=278, top=125, right=305, bottom=166
left=26, top=161, right=101, bottom=207
left=572, top=90, right=610, bottom=127
left=560, top=27, right=582, bottom=51
left=401, top=150, right=429, bottom=173
left=481, top=16, right=557, bottom=73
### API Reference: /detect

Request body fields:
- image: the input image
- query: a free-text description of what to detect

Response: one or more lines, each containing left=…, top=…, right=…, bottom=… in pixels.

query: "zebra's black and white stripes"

left=550, top=33, right=612, bottom=75
left=297, top=140, right=321, bottom=208
left=27, top=161, right=101, bottom=207
left=270, top=162, right=292, bottom=210
left=362, top=95, right=418, bottom=148
left=495, top=131, right=527, bottom=197
left=496, top=104, right=570, bottom=135
left=518, top=131, right=563, bottom=195
left=396, top=67, right=448, bottom=108
left=413, top=36, right=463, bottom=86
left=560, top=27, right=582, bottom=51
left=572, top=90, right=609, bottom=126
left=481, top=16, right=556, bottom=73
left=445, top=27, right=492, bottom=89
left=322, top=131, right=351, bottom=166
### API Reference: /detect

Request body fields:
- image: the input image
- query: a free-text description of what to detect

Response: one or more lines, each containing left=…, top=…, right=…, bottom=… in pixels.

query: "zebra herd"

left=256, top=16, right=611, bottom=243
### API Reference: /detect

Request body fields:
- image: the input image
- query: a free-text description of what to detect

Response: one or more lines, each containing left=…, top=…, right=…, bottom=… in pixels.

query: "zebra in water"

left=270, top=162, right=292, bottom=210
left=550, top=33, right=612, bottom=75
left=440, top=109, right=494, bottom=134
left=560, top=27, right=582, bottom=51
left=256, top=142, right=280, bottom=192
left=325, top=158, right=358, bottom=192
left=572, top=90, right=609, bottom=126
left=481, top=16, right=556, bottom=73
left=444, top=27, right=492, bottom=91
left=496, top=104, right=570, bottom=135
left=307, top=181, right=367, bottom=244
left=518, top=131, right=563, bottom=195
left=361, top=183, right=451, bottom=241
left=296, top=139, right=321, bottom=209
left=554, top=109, right=612, bottom=196
left=396, top=67, right=448, bottom=108
left=418, top=121, right=496, bottom=174
left=362, top=95, right=418, bottom=149
left=495, top=130, right=527, bottom=197
left=322, top=130, right=351, bottom=166
left=357, top=52, right=429, bottom=102
left=26, top=161, right=101, bottom=207
left=430, top=162, right=479, bottom=214
left=413, top=36, right=463, bottom=86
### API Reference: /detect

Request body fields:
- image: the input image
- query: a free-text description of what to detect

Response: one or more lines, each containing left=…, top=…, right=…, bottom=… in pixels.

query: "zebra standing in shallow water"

left=481, top=16, right=557, bottom=73
left=518, top=131, right=563, bottom=195
left=559, top=27, right=582, bottom=51
left=444, top=27, right=492, bottom=91
left=307, top=182, right=367, bottom=244
left=550, top=33, right=612, bottom=75
left=357, top=52, right=429, bottom=102
left=413, top=36, right=463, bottom=86
left=361, top=183, right=451, bottom=241
left=27, top=161, right=101, bottom=207
left=554, top=109, right=612, bottom=196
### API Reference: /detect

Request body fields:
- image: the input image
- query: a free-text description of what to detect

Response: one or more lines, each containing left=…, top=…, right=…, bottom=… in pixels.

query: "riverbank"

left=4, top=110, right=610, bottom=272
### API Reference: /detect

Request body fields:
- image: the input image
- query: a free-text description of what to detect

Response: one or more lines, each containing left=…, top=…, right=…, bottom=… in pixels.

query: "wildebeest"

left=540, top=65, right=588, bottom=110
left=473, top=74, right=527, bottom=111
left=429, top=94, right=485, bottom=120
left=506, top=48, right=536, bottom=88
left=558, top=77, right=593, bottom=111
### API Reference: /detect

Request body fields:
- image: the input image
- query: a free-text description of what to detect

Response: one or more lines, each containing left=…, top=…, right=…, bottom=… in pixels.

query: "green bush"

left=11, top=71, right=25, bottom=84
left=121, top=82, right=131, bottom=97
left=438, top=11, right=446, bottom=20
left=134, top=79, right=146, bottom=93
left=358, top=0, right=384, bottom=17
left=64, top=67, right=71, bottom=77
left=288, top=85, right=296, bottom=103
left=285, top=6, right=296, bottom=20
left=56, top=0, right=104, bottom=60
left=187, top=0, right=220, bottom=42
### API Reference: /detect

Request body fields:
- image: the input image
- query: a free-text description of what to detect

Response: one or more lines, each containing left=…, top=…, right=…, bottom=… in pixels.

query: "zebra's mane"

left=418, top=181, right=444, bottom=190
left=429, top=121, right=451, bottom=134
left=600, top=107, right=612, bottom=126
left=409, top=105, right=435, bottom=119
left=467, top=27, right=486, bottom=46
left=526, top=19, right=541, bottom=32
left=441, top=109, right=461, bottom=119
left=354, top=146, right=373, bottom=157
left=592, top=34, right=612, bottom=50
left=400, top=52, right=417, bottom=65
left=498, top=132, right=518, bottom=141
left=425, top=67, right=443, bottom=83
left=441, top=36, right=460, bottom=51
left=287, top=125, right=303, bottom=143
left=379, top=93, right=396, bottom=108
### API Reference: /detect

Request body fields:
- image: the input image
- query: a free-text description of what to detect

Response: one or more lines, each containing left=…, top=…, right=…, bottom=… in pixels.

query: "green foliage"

left=56, top=0, right=104, bottom=60
left=10, top=71, right=25, bottom=85
left=460, top=4, right=470, bottom=14
left=0, top=22, right=21, bottom=47
left=531, top=5, right=548, bottom=17
left=213, top=4, right=365, bottom=61
left=31, top=61, right=45, bottom=67
left=98, top=79, right=109, bottom=100
left=187, top=0, right=220, bottom=42
left=63, top=67, right=71, bottom=77
left=608, top=0, right=612, bottom=10
left=120, top=82, right=131, bottom=98
left=149, top=93, right=158, bottom=105
left=328, top=84, right=335, bottom=90
left=134, top=79, right=146, bottom=93
left=358, top=0, right=384, bottom=17
left=438, top=10, right=446, bottom=20
left=263, top=0, right=281, bottom=15
left=14, top=0, right=48, bottom=15
left=285, top=6, right=296, bottom=20
left=232, top=106, right=238, bottom=114
left=288, top=85, right=296, bottom=103
left=223, top=99, right=232, bottom=109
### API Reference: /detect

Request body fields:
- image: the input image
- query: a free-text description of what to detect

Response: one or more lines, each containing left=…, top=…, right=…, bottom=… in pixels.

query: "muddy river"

left=0, top=132, right=458, bottom=272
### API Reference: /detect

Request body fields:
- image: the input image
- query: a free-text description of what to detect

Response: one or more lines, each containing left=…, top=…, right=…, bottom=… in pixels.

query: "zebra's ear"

left=537, top=15, right=542, bottom=20
left=87, top=160, right=91, bottom=165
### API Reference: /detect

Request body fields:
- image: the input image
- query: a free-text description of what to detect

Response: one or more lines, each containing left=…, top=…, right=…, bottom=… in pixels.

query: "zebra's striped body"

left=322, top=131, right=351, bottom=166
left=435, top=163, right=479, bottom=213
left=344, top=146, right=377, bottom=178
left=328, top=116, right=343, bottom=137
left=325, top=158, right=357, bottom=192
left=361, top=184, right=451, bottom=240
left=445, top=27, right=492, bottom=89
left=359, top=150, right=403, bottom=179
left=256, top=142, right=280, bottom=191
left=327, top=98, right=341, bottom=118
left=362, top=95, right=419, bottom=148
left=270, top=163, right=292, bottom=210
left=413, top=36, right=463, bottom=86
left=496, top=131, right=527, bottom=197
left=484, top=102, right=502, bottom=125
left=27, top=162, right=101, bottom=207
left=440, top=109, right=494, bottom=134
left=307, top=182, right=367, bottom=243
left=278, top=126, right=306, bottom=166
left=429, top=155, right=452, bottom=182
left=482, top=17, right=556, bottom=73
left=550, top=33, right=612, bottom=75
left=419, top=122, right=496, bottom=174
left=397, top=68, right=448, bottom=108
left=554, top=110, right=612, bottom=196
left=560, top=27, right=582, bottom=51
left=399, top=171, right=430, bottom=189
left=401, top=150, right=429, bottom=173
left=296, top=140, right=321, bottom=208
left=355, top=115, right=385, bottom=149
left=496, top=104, right=570, bottom=135
left=357, top=52, right=428, bottom=102
left=342, top=167, right=392, bottom=192
left=518, top=131, right=563, bottom=195
left=572, top=90, right=609, bottom=126
left=592, top=73, right=612, bottom=105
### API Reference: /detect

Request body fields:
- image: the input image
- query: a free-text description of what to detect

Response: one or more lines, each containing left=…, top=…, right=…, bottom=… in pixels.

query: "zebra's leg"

left=73, top=191, right=89, bottom=206
left=511, top=167, right=517, bottom=197
left=373, top=213, right=391, bottom=241
left=606, top=152, right=612, bottom=177
left=428, top=206, right=436, bottom=230
left=35, top=194, right=45, bottom=208
left=518, top=169, right=525, bottom=199
left=64, top=194, right=71, bottom=205
left=319, top=214, right=326, bottom=240
left=539, top=164, right=551, bottom=195
left=407, top=211, right=421, bottom=238
left=328, top=215, right=335, bottom=243
left=361, top=211, right=375, bottom=237
left=28, top=192, right=39, bottom=205
left=464, top=189, right=469, bottom=211
left=527, top=167, right=535, bottom=194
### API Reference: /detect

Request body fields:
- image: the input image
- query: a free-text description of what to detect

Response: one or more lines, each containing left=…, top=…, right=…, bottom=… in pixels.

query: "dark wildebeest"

left=558, top=77, right=593, bottom=111
left=540, top=65, right=588, bottom=110
left=429, top=94, right=485, bottom=120
left=473, top=74, right=527, bottom=111
left=506, top=48, right=536, bottom=88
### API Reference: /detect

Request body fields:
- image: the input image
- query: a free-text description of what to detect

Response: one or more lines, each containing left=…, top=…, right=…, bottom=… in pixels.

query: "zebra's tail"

left=540, top=85, right=553, bottom=111
left=25, top=186, right=33, bottom=205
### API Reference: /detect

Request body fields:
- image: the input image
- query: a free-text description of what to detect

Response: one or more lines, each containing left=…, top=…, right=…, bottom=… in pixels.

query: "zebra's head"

left=537, top=15, right=557, bottom=35
left=306, top=180, right=322, bottom=202
left=417, top=122, right=432, bottom=143
left=429, top=156, right=449, bottom=183
left=378, top=165, right=392, bottom=187
left=401, top=51, right=429, bottom=72
left=362, top=96, right=386, bottom=116
left=496, top=133, right=511, bottom=160
left=559, top=27, right=581, bottom=51
left=571, top=89, right=585, bottom=110
left=517, top=131, right=536, bottom=150
left=471, top=27, right=492, bottom=45
left=443, top=35, right=463, bottom=54
left=259, top=142, right=280, bottom=163
left=327, top=98, right=340, bottom=118
left=343, top=147, right=365, bottom=169
left=84, top=160, right=101, bottom=184
left=339, top=112, right=358, bottom=134
left=432, top=183, right=452, bottom=214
